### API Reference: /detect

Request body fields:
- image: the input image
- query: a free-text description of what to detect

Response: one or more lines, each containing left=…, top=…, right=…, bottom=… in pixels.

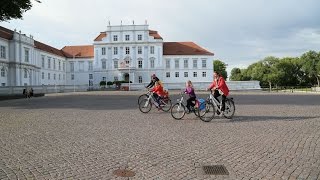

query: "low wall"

left=312, top=87, right=320, bottom=92
left=122, top=81, right=261, bottom=91
left=0, top=81, right=261, bottom=95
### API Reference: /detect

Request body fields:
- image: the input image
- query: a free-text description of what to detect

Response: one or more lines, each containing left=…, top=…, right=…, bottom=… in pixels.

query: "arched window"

left=137, top=58, right=143, bottom=69
left=101, top=59, right=107, bottom=69
left=150, top=57, right=155, bottom=69
left=0, top=68, right=5, bottom=77
left=24, top=69, right=28, bottom=78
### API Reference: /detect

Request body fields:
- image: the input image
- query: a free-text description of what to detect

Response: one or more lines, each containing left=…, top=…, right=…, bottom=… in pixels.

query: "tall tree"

left=0, top=0, right=41, bottom=22
left=213, top=60, right=228, bottom=79
left=230, top=68, right=242, bottom=81
left=300, top=51, right=320, bottom=87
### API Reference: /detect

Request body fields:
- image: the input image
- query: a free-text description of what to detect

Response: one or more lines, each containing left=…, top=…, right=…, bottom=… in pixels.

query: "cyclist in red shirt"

left=207, top=71, right=230, bottom=116
left=150, top=81, right=165, bottom=109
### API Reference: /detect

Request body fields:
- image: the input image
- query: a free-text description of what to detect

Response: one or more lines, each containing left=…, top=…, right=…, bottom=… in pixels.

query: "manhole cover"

left=202, top=165, right=229, bottom=175
left=113, top=169, right=135, bottom=177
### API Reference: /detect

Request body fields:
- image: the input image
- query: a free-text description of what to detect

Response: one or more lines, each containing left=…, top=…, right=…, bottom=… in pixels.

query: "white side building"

left=0, top=26, right=67, bottom=87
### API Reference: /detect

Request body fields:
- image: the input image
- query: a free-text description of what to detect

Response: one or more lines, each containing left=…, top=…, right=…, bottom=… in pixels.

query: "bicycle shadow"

left=227, top=115, right=319, bottom=122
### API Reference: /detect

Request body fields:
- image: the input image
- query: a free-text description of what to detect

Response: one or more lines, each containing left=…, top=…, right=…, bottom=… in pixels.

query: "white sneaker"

left=219, top=111, right=224, bottom=117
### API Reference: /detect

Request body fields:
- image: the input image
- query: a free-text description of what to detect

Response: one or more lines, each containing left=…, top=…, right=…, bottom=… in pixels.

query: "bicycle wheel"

left=139, top=99, right=152, bottom=113
left=224, top=98, right=235, bottom=119
left=171, top=103, right=186, bottom=120
left=198, top=101, right=215, bottom=122
left=160, top=98, right=172, bottom=112
left=138, top=94, right=148, bottom=105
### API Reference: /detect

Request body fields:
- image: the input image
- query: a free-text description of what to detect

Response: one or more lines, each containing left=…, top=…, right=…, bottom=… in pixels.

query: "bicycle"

left=137, top=89, right=151, bottom=105
left=198, top=90, right=235, bottom=122
left=170, top=92, right=205, bottom=120
left=138, top=92, right=172, bottom=113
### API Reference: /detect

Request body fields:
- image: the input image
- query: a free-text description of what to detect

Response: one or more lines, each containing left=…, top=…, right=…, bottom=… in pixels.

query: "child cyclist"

left=184, top=80, right=197, bottom=113
left=150, top=81, right=165, bottom=109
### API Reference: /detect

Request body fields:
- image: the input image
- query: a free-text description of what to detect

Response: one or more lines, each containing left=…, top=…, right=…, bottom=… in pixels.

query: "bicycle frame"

left=207, top=92, right=231, bottom=113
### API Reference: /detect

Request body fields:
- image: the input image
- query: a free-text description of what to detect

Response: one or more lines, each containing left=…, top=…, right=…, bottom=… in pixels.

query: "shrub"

left=99, top=81, right=106, bottom=86
left=107, top=81, right=113, bottom=86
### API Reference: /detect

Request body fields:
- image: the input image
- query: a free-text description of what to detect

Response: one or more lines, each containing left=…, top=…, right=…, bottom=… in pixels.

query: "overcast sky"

left=1, top=0, right=320, bottom=74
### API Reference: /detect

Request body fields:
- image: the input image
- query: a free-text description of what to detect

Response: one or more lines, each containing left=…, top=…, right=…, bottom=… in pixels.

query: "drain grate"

left=113, top=169, right=135, bottom=177
left=202, top=165, right=229, bottom=175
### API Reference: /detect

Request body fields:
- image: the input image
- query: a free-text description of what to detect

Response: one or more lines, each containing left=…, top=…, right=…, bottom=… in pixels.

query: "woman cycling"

left=207, top=71, right=229, bottom=116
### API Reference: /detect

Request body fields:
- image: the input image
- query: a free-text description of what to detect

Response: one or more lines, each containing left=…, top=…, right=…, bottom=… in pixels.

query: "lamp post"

left=73, top=54, right=75, bottom=92
left=129, top=57, right=131, bottom=91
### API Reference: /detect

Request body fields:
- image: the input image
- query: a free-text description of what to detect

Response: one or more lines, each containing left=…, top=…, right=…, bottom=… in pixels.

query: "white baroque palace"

left=0, top=24, right=214, bottom=88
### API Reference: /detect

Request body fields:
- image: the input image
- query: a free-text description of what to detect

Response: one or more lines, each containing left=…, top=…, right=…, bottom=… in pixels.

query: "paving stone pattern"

left=0, top=91, right=320, bottom=179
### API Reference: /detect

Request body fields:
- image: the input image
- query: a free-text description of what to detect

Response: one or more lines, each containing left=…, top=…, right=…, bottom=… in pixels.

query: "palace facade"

left=0, top=24, right=214, bottom=88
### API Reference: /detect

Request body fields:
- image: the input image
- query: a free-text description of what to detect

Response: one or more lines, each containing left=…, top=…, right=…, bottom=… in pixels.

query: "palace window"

left=102, top=47, right=106, bottom=55
left=150, top=59, right=155, bottom=68
left=1, top=68, right=5, bottom=77
left=202, top=59, right=207, bottom=68
left=70, top=62, right=74, bottom=72
left=193, top=59, right=197, bottom=68
left=54, top=74, right=56, bottom=80
left=184, top=59, right=188, bottom=68
left=175, top=72, right=179, bottom=77
left=42, top=72, right=44, bottom=79
left=138, top=46, right=142, bottom=54
left=125, top=47, right=130, bottom=54
left=166, top=59, right=170, bottom=69
left=89, top=74, right=93, bottom=79
left=114, top=60, right=118, bottom=68
left=138, top=76, right=142, bottom=83
left=41, top=55, right=45, bottom=68
left=184, top=72, right=188, bottom=77
left=71, top=74, right=74, bottom=80
left=102, top=61, right=106, bottom=69
left=125, top=35, right=130, bottom=41
left=175, top=59, right=179, bottom=68
left=88, top=61, right=93, bottom=71
left=79, top=61, right=84, bottom=71
left=114, top=47, right=118, bottom=55
left=48, top=57, right=51, bottom=69
left=193, top=72, right=197, bottom=77
left=0, top=46, right=6, bottom=59
left=59, top=60, right=61, bottom=70
left=138, top=60, right=142, bottom=68
left=150, top=46, right=155, bottom=54
left=202, top=72, right=207, bottom=77
left=166, top=72, right=170, bottom=78
left=138, top=34, right=142, bottom=41
left=48, top=73, right=51, bottom=80
left=24, top=48, right=29, bottom=62
left=113, top=35, right=118, bottom=41
left=24, top=69, right=28, bottom=78
left=53, top=58, right=56, bottom=70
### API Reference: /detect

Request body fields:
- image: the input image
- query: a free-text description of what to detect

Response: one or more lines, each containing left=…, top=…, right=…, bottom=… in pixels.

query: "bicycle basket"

left=198, top=98, right=205, bottom=110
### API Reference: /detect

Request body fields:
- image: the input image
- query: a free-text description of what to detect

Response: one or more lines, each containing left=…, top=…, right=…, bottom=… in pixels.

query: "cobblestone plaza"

left=0, top=91, right=320, bottom=179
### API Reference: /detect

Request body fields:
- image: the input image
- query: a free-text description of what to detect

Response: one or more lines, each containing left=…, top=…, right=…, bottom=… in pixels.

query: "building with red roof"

left=0, top=23, right=214, bottom=89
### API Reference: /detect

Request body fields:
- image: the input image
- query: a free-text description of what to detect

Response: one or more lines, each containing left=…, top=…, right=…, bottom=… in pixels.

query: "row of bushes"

left=99, top=80, right=132, bottom=86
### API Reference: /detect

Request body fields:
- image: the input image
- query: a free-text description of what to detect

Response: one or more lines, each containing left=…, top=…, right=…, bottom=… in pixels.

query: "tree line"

left=229, top=50, right=320, bottom=88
